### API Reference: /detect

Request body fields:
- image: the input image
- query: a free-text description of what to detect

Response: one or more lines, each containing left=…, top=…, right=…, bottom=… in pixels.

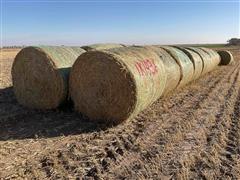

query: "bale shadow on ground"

left=0, top=87, right=110, bottom=141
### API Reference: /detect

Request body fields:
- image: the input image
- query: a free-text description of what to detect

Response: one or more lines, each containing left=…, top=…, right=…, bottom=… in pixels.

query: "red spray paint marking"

left=135, top=59, right=158, bottom=76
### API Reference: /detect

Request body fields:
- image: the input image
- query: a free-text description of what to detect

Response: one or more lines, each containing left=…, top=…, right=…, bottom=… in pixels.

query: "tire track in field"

left=183, top=65, right=240, bottom=179
left=188, top=65, right=240, bottom=179
left=220, top=87, right=240, bottom=178
left=155, top=65, right=240, bottom=179
left=98, top=63, right=239, bottom=178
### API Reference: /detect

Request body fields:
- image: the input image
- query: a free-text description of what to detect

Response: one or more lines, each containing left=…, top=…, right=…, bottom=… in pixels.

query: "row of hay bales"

left=12, top=44, right=125, bottom=109
left=12, top=44, right=234, bottom=124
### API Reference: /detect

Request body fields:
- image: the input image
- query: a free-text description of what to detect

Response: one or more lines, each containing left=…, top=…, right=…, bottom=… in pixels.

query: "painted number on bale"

left=135, top=59, right=158, bottom=76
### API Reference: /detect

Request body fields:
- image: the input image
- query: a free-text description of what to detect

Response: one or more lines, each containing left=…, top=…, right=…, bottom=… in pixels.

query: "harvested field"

left=0, top=46, right=240, bottom=179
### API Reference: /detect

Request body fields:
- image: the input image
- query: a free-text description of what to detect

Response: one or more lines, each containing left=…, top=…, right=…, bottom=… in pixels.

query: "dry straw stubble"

left=12, top=46, right=85, bottom=109
left=70, top=46, right=167, bottom=124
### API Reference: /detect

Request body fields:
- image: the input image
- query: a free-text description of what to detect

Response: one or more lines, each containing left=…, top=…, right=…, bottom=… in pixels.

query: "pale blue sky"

left=1, top=0, right=240, bottom=46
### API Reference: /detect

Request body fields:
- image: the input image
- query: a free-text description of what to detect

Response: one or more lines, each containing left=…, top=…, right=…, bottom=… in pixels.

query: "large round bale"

left=185, top=47, right=213, bottom=75
left=173, top=46, right=203, bottom=80
left=159, top=46, right=194, bottom=88
left=144, top=46, right=181, bottom=94
left=217, top=50, right=234, bottom=65
left=12, top=46, right=86, bottom=109
left=199, top=47, right=220, bottom=67
left=81, top=43, right=125, bottom=51
left=70, top=46, right=167, bottom=124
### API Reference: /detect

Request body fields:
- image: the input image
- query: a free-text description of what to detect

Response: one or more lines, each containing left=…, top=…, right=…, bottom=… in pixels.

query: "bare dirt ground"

left=0, top=47, right=239, bottom=179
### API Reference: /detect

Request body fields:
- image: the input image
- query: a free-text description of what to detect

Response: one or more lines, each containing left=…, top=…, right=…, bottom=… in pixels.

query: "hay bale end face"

left=217, top=50, right=234, bottom=65
left=12, top=46, right=85, bottom=109
left=70, top=46, right=167, bottom=124
left=81, top=43, right=125, bottom=51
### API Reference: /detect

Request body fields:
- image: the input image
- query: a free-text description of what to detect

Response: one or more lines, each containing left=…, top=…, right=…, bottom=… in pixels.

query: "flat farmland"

left=0, top=47, right=239, bottom=179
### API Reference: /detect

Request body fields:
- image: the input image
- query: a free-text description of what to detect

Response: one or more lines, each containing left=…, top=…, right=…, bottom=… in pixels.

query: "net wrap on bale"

left=144, top=46, right=181, bottom=94
left=12, top=46, right=86, bottom=109
left=199, top=47, right=220, bottom=67
left=186, top=47, right=220, bottom=75
left=186, top=47, right=211, bottom=75
left=173, top=46, right=203, bottom=80
left=160, top=46, right=194, bottom=88
left=70, top=46, right=167, bottom=124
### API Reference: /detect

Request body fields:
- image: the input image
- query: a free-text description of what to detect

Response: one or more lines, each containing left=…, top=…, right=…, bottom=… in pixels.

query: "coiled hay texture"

left=145, top=46, right=181, bottom=95
left=217, top=50, right=234, bottom=65
left=12, top=46, right=85, bottom=109
left=160, top=46, right=194, bottom=88
left=70, top=46, right=167, bottom=124
left=81, top=43, right=125, bottom=51
left=173, top=46, right=203, bottom=80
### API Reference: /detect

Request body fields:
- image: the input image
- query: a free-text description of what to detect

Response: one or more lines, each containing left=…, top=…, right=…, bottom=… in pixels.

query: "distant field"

left=194, top=44, right=227, bottom=48
left=0, top=48, right=21, bottom=60
left=175, top=43, right=227, bottom=48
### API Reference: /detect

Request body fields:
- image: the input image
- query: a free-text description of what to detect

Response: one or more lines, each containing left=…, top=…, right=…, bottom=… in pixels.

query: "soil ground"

left=0, top=47, right=239, bottom=179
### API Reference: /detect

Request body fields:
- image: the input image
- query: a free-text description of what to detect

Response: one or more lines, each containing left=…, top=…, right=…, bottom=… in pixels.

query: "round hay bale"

left=70, top=46, right=167, bottom=124
left=81, top=43, right=125, bottom=51
left=217, top=50, right=234, bottom=65
left=12, top=46, right=85, bottom=109
left=199, top=47, right=220, bottom=67
left=185, top=47, right=212, bottom=75
left=159, top=46, right=194, bottom=88
left=173, top=46, right=203, bottom=80
left=144, top=46, right=181, bottom=94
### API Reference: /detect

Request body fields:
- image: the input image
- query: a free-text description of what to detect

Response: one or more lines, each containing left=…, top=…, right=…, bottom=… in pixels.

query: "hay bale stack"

left=187, top=47, right=220, bottom=75
left=81, top=43, right=125, bottom=51
left=145, top=46, right=181, bottom=94
left=173, top=46, right=203, bottom=80
left=12, top=46, right=85, bottom=109
left=217, top=50, right=234, bottom=65
left=160, top=46, right=194, bottom=87
left=199, top=47, right=220, bottom=67
left=186, top=47, right=213, bottom=75
left=70, top=46, right=167, bottom=123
